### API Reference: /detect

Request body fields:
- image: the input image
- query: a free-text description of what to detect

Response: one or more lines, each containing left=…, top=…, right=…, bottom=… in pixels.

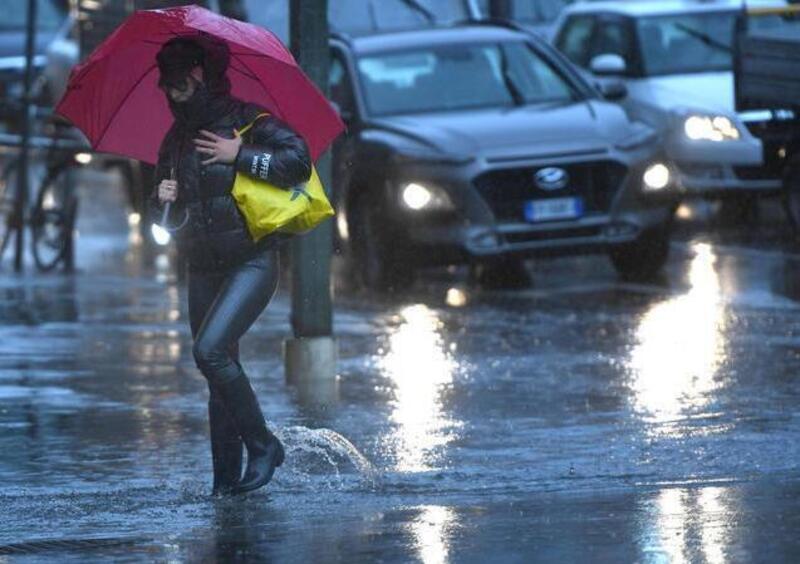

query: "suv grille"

left=473, top=161, right=627, bottom=222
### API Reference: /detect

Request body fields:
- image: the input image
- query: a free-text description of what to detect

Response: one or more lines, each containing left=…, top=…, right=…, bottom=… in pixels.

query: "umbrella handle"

left=159, top=165, right=188, bottom=232
left=159, top=202, right=190, bottom=232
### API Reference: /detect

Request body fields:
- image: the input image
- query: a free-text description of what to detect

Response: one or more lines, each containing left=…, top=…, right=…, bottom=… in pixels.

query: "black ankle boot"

left=208, top=393, right=243, bottom=496
left=214, top=375, right=284, bottom=496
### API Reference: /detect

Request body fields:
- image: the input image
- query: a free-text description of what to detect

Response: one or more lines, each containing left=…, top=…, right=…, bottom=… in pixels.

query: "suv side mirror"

left=590, top=53, right=627, bottom=76
left=596, top=80, right=628, bottom=101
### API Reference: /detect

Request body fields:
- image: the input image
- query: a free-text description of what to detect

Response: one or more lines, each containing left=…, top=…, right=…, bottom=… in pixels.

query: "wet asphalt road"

left=1, top=178, right=800, bottom=562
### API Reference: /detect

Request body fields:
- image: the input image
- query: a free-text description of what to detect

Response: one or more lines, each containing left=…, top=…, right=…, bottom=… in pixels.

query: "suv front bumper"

left=403, top=205, right=674, bottom=265
left=675, top=161, right=782, bottom=197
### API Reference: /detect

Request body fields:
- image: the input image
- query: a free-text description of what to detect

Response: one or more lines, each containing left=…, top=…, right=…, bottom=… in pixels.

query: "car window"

left=357, top=41, right=577, bottom=116
left=636, top=12, right=737, bottom=75
left=242, top=0, right=469, bottom=42
left=477, top=0, right=574, bottom=23
left=511, top=0, right=574, bottom=23
left=329, top=53, right=356, bottom=117
left=414, top=0, right=471, bottom=23
left=555, top=15, right=595, bottom=67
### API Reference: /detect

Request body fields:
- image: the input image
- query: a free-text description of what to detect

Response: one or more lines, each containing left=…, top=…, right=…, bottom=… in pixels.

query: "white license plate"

left=524, top=197, right=583, bottom=222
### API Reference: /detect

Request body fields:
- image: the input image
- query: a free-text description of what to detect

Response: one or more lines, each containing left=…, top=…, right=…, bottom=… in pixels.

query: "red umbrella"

left=55, top=5, right=343, bottom=164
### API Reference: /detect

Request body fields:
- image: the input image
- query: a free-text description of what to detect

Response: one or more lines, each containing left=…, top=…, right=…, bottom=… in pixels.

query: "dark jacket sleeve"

left=234, top=113, right=312, bottom=189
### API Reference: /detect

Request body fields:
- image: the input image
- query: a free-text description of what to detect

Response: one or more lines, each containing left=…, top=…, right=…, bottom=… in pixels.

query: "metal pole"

left=285, top=0, right=337, bottom=389
left=14, top=0, right=38, bottom=272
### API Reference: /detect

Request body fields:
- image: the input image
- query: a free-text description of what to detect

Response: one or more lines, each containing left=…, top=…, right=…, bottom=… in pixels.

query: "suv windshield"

left=0, top=0, right=65, bottom=32
left=357, top=41, right=578, bottom=116
left=637, top=12, right=738, bottom=75
left=637, top=11, right=791, bottom=76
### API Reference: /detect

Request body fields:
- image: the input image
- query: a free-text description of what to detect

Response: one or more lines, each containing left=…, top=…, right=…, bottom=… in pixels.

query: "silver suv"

left=552, top=0, right=787, bottom=199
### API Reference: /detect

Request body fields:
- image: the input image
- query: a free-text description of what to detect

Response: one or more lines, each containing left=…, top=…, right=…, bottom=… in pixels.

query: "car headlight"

left=400, top=182, right=454, bottom=211
left=643, top=163, right=671, bottom=191
left=684, top=115, right=741, bottom=141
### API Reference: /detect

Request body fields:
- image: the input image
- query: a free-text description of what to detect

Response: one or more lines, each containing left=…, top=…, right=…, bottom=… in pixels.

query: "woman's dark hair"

left=156, top=34, right=231, bottom=95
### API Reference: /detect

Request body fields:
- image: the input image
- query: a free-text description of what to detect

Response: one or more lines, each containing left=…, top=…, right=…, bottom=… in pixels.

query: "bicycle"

left=0, top=124, right=86, bottom=272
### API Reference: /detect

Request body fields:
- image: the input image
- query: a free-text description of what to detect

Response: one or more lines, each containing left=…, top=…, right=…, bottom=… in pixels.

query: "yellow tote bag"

left=232, top=113, right=334, bottom=242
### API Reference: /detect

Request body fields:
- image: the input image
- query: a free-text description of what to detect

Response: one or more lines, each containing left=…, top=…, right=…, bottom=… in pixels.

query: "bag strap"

left=234, top=112, right=270, bottom=138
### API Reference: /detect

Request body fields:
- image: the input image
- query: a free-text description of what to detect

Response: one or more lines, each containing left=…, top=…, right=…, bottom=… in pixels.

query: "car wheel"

left=351, top=197, right=415, bottom=291
left=608, top=225, right=671, bottom=281
left=782, top=155, right=800, bottom=234
left=471, top=257, right=531, bottom=290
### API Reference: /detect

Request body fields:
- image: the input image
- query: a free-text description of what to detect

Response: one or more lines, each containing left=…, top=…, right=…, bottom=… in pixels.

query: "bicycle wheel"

left=0, top=159, right=46, bottom=265
left=32, top=164, right=78, bottom=271
left=0, top=158, right=19, bottom=263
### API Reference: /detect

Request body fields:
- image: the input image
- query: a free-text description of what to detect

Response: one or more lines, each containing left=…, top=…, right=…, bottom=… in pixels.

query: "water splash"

left=275, top=426, right=379, bottom=489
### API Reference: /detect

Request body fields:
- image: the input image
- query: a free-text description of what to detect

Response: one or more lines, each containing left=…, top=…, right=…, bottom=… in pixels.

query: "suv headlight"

left=400, top=182, right=454, bottom=211
left=643, top=163, right=671, bottom=191
left=683, top=115, right=741, bottom=141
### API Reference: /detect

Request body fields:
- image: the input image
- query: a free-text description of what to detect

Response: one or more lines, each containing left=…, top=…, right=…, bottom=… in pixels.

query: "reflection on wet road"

left=379, top=305, right=461, bottom=472
left=1, top=196, right=800, bottom=561
left=629, top=243, right=727, bottom=425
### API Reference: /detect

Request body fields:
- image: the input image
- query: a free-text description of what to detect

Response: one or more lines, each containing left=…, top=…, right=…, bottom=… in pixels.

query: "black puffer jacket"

left=151, top=94, right=312, bottom=270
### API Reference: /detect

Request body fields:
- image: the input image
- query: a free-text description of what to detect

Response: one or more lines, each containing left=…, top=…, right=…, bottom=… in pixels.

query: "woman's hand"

left=158, top=179, right=178, bottom=203
left=194, top=130, right=243, bottom=165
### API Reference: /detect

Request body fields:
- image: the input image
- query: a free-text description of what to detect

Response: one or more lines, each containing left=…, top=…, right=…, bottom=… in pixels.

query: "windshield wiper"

left=499, top=46, right=525, bottom=106
left=673, top=22, right=733, bottom=53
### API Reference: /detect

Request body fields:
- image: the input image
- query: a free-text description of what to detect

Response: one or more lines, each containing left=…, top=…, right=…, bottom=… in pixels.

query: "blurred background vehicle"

left=475, top=0, right=577, bottom=35
left=0, top=0, right=74, bottom=129
left=324, top=22, right=677, bottom=290
left=240, top=0, right=479, bottom=42
left=734, top=4, right=800, bottom=231
left=551, top=0, right=789, bottom=207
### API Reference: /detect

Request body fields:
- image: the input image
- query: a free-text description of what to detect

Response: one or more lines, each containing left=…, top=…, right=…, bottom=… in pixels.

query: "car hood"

left=628, top=72, right=734, bottom=114
left=369, top=100, right=636, bottom=160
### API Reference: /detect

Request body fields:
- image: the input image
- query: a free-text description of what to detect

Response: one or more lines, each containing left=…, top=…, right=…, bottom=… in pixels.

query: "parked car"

left=552, top=0, right=788, bottom=200
left=323, top=22, right=678, bottom=289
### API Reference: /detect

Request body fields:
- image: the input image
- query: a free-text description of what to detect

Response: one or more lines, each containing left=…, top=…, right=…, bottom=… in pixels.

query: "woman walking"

left=152, top=36, right=312, bottom=496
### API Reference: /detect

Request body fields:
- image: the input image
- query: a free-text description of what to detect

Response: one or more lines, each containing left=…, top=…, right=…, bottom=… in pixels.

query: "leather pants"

left=188, top=248, right=280, bottom=492
left=189, top=248, right=280, bottom=385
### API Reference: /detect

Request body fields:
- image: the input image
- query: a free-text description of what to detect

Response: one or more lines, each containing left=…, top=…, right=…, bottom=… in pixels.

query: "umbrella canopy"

left=55, top=5, right=343, bottom=164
